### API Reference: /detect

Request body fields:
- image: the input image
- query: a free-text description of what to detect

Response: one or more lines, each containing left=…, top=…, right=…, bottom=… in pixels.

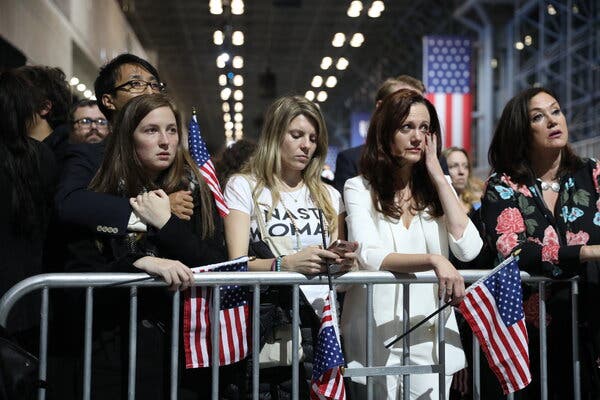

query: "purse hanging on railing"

left=0, top=326, right=43, bottom=400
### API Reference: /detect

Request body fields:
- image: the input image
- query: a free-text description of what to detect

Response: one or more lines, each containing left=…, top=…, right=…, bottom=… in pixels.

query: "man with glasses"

left=51, top=53, right=196, bottom=399
left=56, top=53, right=192, bottom=235
left=95, top=53, right=165, bottom=120
left=69, top=100, right=110, bottom=144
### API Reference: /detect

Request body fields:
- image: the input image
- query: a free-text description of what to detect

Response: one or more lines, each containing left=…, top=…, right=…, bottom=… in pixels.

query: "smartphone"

left=327, top=240, right=358, bottom=257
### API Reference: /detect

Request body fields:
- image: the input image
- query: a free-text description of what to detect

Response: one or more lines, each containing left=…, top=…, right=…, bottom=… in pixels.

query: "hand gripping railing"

left=0, top=271, right=579, bottom=400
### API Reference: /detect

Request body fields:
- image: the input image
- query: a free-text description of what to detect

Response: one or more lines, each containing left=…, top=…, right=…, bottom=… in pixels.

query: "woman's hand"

left=452, top=368, right=469, bottom=396
left=423, top=132, right=445, bottom=182
left=281, top=246, right=340, bottom=274
left=333, top=243, right=360, bottom=272
left=130, top=189, right=171, bottom=229
left=168, top=190, right=194, bottom=220
left=133, top=256, right=194, bottom=291
left=431, top=254, right=465, bottom=304
left=580, top=244, right=600, bottom=262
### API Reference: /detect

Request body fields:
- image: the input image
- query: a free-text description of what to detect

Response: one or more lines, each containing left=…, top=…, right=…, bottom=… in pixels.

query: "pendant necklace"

left=281, top=181, right=304, bottom=203
left=280, top=197, right=302, bottom=251
left=539, top=180, right=560, bottom=193
left=283, top=189, right=303, bottom=203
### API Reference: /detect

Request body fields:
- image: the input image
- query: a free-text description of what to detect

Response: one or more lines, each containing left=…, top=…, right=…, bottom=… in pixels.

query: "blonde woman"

left=224, top=95, right=355, bottom=292
left=442, top=147, right=484, bottom=213
left=223, top=95, right=355, bottom=396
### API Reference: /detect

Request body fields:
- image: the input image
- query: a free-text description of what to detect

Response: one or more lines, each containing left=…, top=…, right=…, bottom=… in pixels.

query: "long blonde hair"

left=241, top=96, right=337, bottom=234
left=442, top=147, right=483, bottom=211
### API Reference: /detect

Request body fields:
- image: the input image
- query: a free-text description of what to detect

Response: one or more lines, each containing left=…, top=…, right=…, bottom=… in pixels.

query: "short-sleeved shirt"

left=224, top=174, right=344, bottom=313
left=225, top=175, right=344, bottom=247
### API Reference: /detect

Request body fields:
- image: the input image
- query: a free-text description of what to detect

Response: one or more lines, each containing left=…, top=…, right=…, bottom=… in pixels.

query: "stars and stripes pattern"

left=458, top=257, right=531, bottom=394
left=423, top=36, right=473, bottom=152
left=310, top=290, right=346, bottom=400
left=183, top=258, right=249, bottom=368
left=188, top=114, right=229, bottom=216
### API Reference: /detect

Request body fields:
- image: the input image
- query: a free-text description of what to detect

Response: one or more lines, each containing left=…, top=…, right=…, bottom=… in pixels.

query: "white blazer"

left=341, top=175, right=483, bottom=384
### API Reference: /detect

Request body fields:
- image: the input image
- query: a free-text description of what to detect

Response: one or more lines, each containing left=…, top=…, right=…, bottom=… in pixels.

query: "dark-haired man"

left=50, top=54, right=201, bottom=399
left=56, top=53, right=192, bottom=234
left=69, top=100, right=110, bottom=144
left=94, top=53, right=164, bottom=121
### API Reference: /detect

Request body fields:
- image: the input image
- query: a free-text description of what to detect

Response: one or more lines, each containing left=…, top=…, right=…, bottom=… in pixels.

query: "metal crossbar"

left=0, top=271, right=579, bottom=400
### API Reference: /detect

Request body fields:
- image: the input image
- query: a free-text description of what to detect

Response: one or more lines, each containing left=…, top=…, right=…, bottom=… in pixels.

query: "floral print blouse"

left=481, top=158, right=600, bottom=278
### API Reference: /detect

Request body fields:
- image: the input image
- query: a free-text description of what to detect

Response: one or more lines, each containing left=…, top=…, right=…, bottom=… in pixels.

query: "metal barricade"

left=0, top=271, right=579, bottom=400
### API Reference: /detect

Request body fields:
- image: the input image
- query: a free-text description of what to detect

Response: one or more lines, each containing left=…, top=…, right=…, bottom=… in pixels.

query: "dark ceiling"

left=122, top=0, right=479, bottom=153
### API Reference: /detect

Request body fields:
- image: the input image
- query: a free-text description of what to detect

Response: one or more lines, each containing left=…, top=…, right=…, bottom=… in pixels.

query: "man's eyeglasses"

left=74, top=118, right=109, bottom=128
left=113, top=79, right=166, bottom=94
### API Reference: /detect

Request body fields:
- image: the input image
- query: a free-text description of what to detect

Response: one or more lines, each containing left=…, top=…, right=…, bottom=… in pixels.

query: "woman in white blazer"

left=341, top=89, right=483, bottom=399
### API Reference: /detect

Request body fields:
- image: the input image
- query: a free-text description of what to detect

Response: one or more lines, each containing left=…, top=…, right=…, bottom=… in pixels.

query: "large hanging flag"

left=423, top=36, right=473, bottom=152
left=458, top=257, right=531, bottom=394
left=183, top=257, right=249, bottom=368
left=310, top=290, right=346, bottom=400
left=188, top=113, right=229, bottom=216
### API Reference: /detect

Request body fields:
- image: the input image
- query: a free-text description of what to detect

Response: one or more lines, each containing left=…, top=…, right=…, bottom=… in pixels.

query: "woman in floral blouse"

left=481, top=87, right=600, bottom=399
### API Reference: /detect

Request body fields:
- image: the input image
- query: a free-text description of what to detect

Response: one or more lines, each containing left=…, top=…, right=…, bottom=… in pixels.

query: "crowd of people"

left=1, top=53, right=599, bottom=400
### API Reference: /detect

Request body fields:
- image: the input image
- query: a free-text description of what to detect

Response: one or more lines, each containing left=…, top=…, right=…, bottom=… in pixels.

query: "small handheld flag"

left=310, top=290, right=346, bottom=400
left=188, top=112, right=229, bottom=216
left=458, top=257, right=531, bottom=394
left=183, top=257, right=249, bottom=368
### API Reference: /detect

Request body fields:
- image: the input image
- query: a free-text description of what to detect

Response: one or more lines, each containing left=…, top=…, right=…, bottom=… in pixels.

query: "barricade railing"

left=0, top=271, right=579, bottom=400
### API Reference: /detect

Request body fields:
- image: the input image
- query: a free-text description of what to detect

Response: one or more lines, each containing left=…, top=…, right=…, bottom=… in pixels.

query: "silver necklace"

left=283, top=189, right=303, bottom=203
left=540, top=180, right=560, bottom=193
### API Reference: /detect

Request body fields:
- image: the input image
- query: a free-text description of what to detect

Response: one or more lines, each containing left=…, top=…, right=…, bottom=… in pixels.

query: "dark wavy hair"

left=89, top=94, right=215, bottom=237
left=0, top=69, right=51, bottom=235
left=215, top=139, right=257, bottom=186
left=489, top=87, right=583, bottom=184
left=15, top=66, right=71, bottom=129
left=360, top=89, right=443, bottom=219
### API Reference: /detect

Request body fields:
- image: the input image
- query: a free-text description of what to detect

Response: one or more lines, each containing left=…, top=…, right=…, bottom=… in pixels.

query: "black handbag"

left=0, top=326, right=43, bottom=400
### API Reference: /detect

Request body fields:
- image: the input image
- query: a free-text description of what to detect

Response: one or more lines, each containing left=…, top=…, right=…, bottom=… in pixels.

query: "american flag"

left=423, top=36, right=473, bottom=152
left=458, top=257, right=531, bottom=394
left=188, top=114, right=229, bottom=216
left=310, top=290, right=346, bottom=400
left=183, top=258, right=249, bottom=368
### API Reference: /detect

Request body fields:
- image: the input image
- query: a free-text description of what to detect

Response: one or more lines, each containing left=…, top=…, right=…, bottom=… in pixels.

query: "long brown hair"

left=90, top=94, right=215, bottom=237
left=241, top=95, right=337, bottom=233
left=360, top=89, right=443, bottom=219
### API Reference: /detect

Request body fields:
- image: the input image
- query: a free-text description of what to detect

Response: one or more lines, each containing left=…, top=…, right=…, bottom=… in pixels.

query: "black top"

left=333, top=145, right=363, bottom=195
left=481, top=158, right=600, bottom=277
left=0, top=139, right=57, bottom=332
left=55, top=142, right=131, bottom=235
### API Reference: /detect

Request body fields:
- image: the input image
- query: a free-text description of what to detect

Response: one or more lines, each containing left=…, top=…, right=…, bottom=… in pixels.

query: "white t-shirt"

left=224, top=174, right=344, bottom=314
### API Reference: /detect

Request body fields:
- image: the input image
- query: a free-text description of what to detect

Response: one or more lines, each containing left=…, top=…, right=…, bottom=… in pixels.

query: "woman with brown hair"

left=481, top=87, right=600, bottom=399
left=341, top=89, right=482, bottom=399
left=62, top=93, right=232, bottom=398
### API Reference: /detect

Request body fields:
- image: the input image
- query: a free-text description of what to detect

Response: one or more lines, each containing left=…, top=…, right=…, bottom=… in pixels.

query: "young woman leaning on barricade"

left=223, top=95, right=357, bottom=396
left=481, top=87, right=600, bottom=400
left=59, top=94, right=244, bottom=399
left=341, top=89, right=483, bottom=400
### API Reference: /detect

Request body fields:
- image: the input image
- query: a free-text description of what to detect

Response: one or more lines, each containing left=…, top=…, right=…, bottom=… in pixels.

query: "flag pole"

left=384, top=253, right=520, bottom=349
left=318, top=209, right=333, bottom=291
left=384, top=301, right=453, bottom=348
